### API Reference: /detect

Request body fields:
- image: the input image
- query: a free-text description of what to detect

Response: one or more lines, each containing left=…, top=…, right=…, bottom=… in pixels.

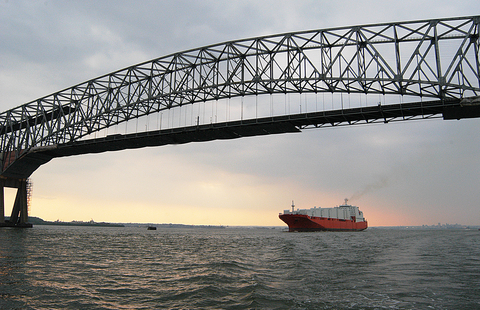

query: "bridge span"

left=1, top=16, right=479, bottom=227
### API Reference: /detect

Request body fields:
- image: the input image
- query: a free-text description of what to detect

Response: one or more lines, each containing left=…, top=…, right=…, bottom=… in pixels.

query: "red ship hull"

left=279, top=213, right=367, bottom=232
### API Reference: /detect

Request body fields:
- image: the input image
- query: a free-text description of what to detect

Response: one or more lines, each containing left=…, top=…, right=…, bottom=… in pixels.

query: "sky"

left=1, top=0, right=479, bottom=227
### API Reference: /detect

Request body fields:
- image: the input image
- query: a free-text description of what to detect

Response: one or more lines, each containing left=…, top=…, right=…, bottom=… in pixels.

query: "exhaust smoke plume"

left=349, top=176, right=389, bottom=201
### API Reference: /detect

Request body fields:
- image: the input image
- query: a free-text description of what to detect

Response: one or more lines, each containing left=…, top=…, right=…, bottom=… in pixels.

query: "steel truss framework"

left=1, top=16, right=479, bottom=173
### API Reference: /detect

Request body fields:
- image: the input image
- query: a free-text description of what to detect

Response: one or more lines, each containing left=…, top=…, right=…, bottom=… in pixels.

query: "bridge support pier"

left=0, top=178, right=32, bottom=228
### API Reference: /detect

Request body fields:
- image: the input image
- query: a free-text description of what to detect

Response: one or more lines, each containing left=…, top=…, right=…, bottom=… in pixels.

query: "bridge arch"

left=1, top=16, right=480, bottom=226
left=2, top=16, right=479, bottom=158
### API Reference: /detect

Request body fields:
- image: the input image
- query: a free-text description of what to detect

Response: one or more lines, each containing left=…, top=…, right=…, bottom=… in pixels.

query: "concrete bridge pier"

left=0, top=178, right=32, bottom=228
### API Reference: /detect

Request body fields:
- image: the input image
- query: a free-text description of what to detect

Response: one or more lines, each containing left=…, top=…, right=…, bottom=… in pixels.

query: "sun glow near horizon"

left=16, top=188, right=454, bottom=227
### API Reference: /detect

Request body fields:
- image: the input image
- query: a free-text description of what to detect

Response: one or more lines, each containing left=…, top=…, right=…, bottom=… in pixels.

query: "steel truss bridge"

left=1, top=16, right=479, bottom=227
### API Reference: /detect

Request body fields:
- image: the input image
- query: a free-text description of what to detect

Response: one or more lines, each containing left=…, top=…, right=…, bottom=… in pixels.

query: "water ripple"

left=0, top=227, right=479, bottom=309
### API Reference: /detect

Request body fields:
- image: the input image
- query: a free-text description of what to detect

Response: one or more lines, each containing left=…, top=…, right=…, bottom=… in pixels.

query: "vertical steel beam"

left=393, top=24, right=403, bottom=94
left=475, top=18, right=480, bottom=90
left=10, top=185, right=21, bottom=224
left=433, top=21, right=445, bottom=98
left=0, top=179, right=4, bottom=223
left=20, top=180, right=28, bottom=224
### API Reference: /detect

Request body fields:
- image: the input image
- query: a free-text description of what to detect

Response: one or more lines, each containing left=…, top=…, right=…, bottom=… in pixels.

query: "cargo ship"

left=279, top=199, right=367, bottom=232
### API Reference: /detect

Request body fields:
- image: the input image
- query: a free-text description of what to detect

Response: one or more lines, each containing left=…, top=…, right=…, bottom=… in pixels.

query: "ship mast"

left=291, top=200, right=295, bottom=212
left=344, top=198, right=349, bottom=205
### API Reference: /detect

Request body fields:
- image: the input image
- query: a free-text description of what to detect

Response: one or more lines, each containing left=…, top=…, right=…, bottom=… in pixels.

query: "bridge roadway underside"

left=3, top=97, right=480, bottom=181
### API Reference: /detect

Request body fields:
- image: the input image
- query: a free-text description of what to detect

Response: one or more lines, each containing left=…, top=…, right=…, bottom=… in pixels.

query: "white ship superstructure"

left=282, top=199, right=365, bottom=222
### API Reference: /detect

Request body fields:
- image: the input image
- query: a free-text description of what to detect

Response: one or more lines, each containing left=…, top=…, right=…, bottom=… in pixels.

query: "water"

left=1, top=226, right=479, bottom=309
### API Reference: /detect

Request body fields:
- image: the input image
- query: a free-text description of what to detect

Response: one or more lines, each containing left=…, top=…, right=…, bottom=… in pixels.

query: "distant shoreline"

left=10, top=217, right=478, bottom=230
left=26, top=217, right=125, bottom=227
left=26, top=217, right=227, bottom=229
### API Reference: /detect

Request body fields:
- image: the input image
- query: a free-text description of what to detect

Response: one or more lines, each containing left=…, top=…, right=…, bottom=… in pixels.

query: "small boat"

left=147, top=226, right=157, bottom=230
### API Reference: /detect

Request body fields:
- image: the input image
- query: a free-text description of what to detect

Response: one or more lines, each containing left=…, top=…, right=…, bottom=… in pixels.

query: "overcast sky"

left=1, top=0, right=479, bottom=226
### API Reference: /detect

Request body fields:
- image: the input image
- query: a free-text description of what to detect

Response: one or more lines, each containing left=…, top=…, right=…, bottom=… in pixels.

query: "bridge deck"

left=45, top=97, right=478, bottom=157
left=3, top=97, right=480, bottom=180
left=2, top=97, right=480, bottom=180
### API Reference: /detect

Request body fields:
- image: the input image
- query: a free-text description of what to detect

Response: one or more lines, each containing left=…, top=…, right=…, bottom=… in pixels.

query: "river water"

left=1, top=226, right=479, bottom=309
